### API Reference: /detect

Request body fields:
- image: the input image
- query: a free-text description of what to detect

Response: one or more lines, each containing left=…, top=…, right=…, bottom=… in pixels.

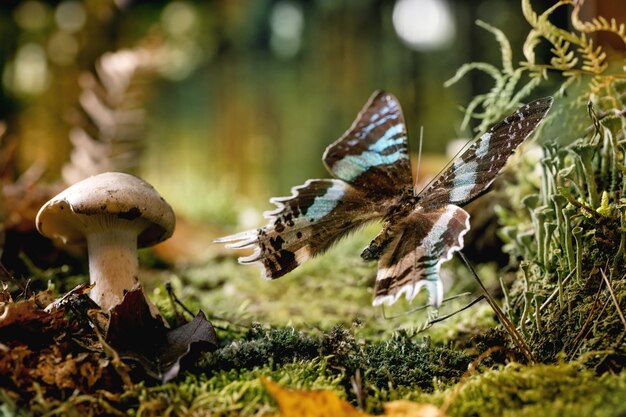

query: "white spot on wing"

left=475, top=132, right=491, bottom=158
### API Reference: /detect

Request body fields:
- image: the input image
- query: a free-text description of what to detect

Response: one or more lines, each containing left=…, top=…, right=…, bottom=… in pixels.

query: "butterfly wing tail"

left=216, top=179, right=384, bottom=279
left=372, top=204, right=470, bottom=308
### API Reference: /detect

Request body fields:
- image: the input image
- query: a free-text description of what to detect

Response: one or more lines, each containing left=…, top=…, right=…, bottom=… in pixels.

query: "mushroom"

left=36, top=172, right=175, bottom=310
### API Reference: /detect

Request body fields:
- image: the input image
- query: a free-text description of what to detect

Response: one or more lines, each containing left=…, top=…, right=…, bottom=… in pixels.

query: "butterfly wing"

left=323, top=91, right=413, bottom=196
left=419, top=97, right=553, bottom=209
left=373, top=204, right=470, bottom=307
left=218, top=91, right=412, bottom=279
left=216, top=179, right=387, bottom=278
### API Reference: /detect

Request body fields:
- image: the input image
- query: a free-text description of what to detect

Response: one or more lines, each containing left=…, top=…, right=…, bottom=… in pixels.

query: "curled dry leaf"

left=0, top=289, right=56, bottom=330
left=106, top=287, right=218, bottom=382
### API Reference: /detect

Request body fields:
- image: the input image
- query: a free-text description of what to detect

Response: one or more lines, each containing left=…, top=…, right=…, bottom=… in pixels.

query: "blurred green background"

left=0, top=0, right=561, bottom=223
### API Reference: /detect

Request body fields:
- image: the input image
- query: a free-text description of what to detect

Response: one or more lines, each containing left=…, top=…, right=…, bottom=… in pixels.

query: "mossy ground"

left=4, top=222, right=623, bottom=417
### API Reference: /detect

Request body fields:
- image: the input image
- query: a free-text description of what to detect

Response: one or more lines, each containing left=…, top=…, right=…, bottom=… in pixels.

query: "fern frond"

left=459, top=94, right=489, bottom=130
left=549, top=37, right=578, bottom=71
left=62, top=48, right=163, bottom=185
left=578, top=35, right=608, bottom=74
left=476, top=20, right=514, bottom=74
left=444, top=62, right=503, bottom=87
left=510, top=70, right=543, bottom=104
left=523, top=29, right=542, bottom=64
left=521, top=0, right=539, bottom=27
left=532, top=0, right=579, bottom=45
left=572, top=5, right=626, bottom=45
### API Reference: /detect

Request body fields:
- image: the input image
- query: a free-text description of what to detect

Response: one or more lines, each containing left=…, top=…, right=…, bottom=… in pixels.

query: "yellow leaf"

left=262, top=377, right=369, bottom=417
left=262, top=378, right=448, bottom=417
left=383, top=401, right=448, bottom=417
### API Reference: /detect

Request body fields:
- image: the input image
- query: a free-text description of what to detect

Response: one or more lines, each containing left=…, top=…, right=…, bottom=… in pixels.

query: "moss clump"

left=122, top=359, right=344, bottom=417
left=198, top=324, right=321, bottom=371
left=197, top=324, right=472, bottom=413
left=443, top=363, right=626, bottom=417
left=361, top=336, right=471, bottom=393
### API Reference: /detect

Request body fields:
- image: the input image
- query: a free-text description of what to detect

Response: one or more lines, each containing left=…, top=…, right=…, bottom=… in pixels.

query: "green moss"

left=122, top=358, right=344, bottom=417
left=198, top=324, right=321, bottom=371
left=443, top=363, right=626, bottom=417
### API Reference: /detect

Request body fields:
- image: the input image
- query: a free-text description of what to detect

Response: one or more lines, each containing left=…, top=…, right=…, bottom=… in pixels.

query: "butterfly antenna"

left=381, top=292, right=472, bottom=320
left=457, top=251, right=536, bottom=362
left=413, top=126, right=424, bottom=195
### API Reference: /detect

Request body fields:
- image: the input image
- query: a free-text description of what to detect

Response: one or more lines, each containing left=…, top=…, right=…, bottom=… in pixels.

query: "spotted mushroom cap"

left=36, top=172, right=175, bottom=247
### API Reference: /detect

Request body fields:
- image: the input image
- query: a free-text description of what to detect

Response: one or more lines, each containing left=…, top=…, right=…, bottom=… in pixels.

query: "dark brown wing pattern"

left=373, top=204, right=470, bottom=307
left=323, top=91, right=413, bottom=197
left=419, top=97, right=553, bottom=210
left=216, top=179, right=386, bottom=279
left=217, top=91, right=412, bottom=280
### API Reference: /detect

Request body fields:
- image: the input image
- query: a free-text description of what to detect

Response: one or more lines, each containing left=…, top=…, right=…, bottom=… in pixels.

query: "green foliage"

left=496, top=96, right=626, bottom=364
left=359, top=334, right=472, bottom=394
left=444, top=0, right=626, bottom=366
left=198, top=323, right=472, bottom=396
left=174, top=225, right=489, bottom=340
left=446, top=0, right=626, bottom=134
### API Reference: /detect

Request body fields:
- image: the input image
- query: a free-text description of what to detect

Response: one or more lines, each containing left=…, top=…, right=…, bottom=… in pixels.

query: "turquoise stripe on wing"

left=323, top=91, right=413, bottom=196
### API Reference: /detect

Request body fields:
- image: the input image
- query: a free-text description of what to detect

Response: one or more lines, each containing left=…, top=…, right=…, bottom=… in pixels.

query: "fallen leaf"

left=0, top=298, right=48, bottom=328
left=383, top=401, right=448, bottom=417
left=0, top=289, right=57, bottom=330
left=262, top=378, right=448, bottom=417
left=158, top=311, right=218, bottom=382
left=106, top=287, right=218, bottom=382
left=262, top=377, right=368, bottom=417
left=106, top=287, right=166, bottom=349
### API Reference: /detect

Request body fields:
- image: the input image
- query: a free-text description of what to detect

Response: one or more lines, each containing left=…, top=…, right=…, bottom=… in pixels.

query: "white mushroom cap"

left=36, top=172, right=175, bottom=247
left=35, top=172, right=175, bottom=310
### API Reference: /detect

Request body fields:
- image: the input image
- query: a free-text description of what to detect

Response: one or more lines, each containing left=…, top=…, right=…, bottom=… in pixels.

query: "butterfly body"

left=217, top=91, right=552, bottom=307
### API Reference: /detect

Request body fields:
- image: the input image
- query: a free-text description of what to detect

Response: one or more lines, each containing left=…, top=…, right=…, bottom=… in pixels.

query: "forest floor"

left=2, top=225, right=626, bottom=417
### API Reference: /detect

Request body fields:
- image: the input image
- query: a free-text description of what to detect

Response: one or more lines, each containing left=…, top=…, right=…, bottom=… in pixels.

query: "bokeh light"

left=13, top=1, right=50, bottom=31
left=48, top=31, right=79, bottom=65
left=3, top=43, right=50, bottom=95
left=392, top=0, right=455, bottom=51
left=270, top=1, right=304, bottom=59
left=161, top=1, right=197, bottom=37
left=55, top=1, right=86, bottom=33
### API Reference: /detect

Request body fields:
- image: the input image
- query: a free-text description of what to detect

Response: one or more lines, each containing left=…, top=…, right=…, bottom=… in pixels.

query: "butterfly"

left=216, top=91, right=552, bottom=307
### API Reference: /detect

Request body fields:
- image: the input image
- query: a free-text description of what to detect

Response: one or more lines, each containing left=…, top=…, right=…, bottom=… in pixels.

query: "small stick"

left=381, top=292, right=472, bottom=320
left=523, top=268, right=576, bottom=326
left=458, top=252, right=535, bottom=363
left=600, top=269, right=626, bottom=331
left=165, top=281, right=193, bottom=323
left=426, top=295, right=485, bottom=326
left=568, top=280, right=606, bottom=360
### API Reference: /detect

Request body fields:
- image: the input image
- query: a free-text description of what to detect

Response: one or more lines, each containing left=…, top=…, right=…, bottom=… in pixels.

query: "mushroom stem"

left=86, top=228, right=140, bottom=310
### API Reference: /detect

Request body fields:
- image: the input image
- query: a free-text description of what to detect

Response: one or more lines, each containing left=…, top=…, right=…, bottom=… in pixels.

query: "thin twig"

left=87, top=311, right=133, bottom=389
left=381, top=292, right=472, bottom=320
left=600, top=269, right=626, bottom=331
left=458, top=252, right=535, bottom=363
left=440, top=346, right=509, bottom=414
left=427, top=296, right=486, bottom=326
left=523, top=268, right=576, bottom=326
